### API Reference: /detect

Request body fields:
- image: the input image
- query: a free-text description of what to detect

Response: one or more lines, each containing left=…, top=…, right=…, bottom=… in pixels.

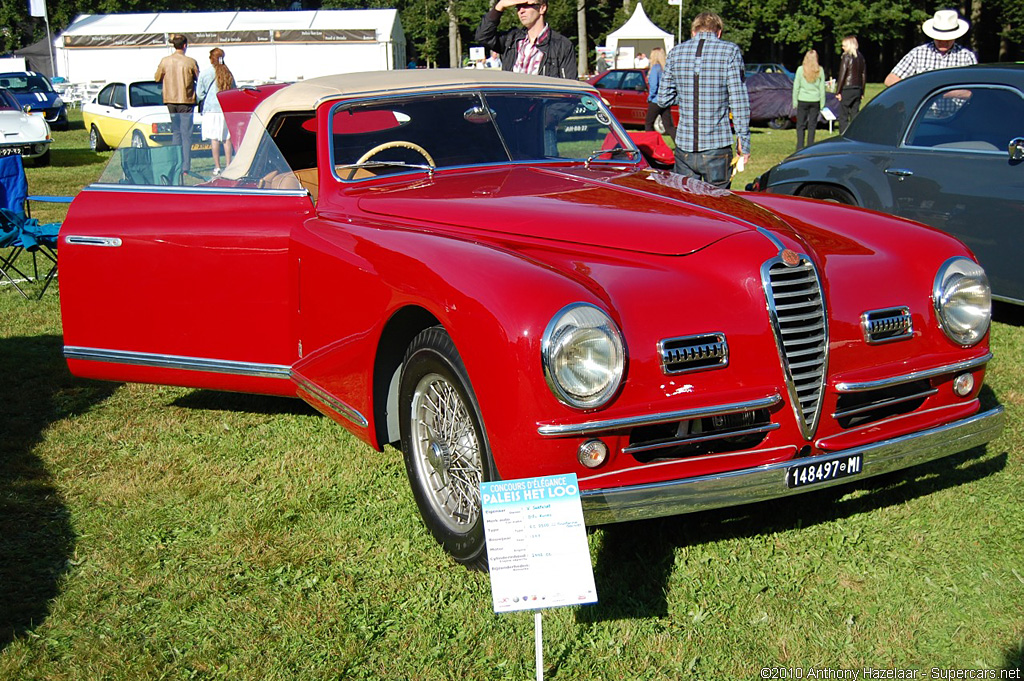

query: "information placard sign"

left=481, top=474, right=597, bottom=613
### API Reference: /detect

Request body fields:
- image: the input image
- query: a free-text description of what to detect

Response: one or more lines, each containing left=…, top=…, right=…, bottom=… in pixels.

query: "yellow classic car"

left=83, top=80, right=204, bottom=152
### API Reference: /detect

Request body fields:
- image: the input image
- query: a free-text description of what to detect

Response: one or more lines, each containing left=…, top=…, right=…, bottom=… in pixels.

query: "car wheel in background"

left=768, top=116, right=793, bottom=130
left=131, top=131, right=147, bottom=148
left=89, top=125, right=109, bottom=152
left=798, top=184, right=856, bottom=205
left=399, top=326, right=494, bottom=569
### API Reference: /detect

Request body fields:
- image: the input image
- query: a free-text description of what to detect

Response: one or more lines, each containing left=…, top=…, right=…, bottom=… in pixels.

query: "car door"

left=90, top=83, right=134, bottom=148
left=884, top=84, right=1024, bottom=303
left=60, top=115, right=312, bottom=396
left=593, top=71, right=649, bottom=126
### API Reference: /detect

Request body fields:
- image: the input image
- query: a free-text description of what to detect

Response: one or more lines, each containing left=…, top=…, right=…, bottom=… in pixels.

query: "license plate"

left=0, top=147, right=24, bottom=156
left=787, top=453, right=863, bottom=488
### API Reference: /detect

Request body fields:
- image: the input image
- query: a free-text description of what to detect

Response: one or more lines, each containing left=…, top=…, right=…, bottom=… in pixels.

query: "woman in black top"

left=836, top=36, right=867, bottom=134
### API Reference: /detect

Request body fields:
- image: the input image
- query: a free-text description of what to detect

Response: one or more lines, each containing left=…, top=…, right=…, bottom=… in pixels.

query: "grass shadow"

left=51, top=148, right=111, bottom=169
left=171, top=390, right=318, bottom=417
left=0, top=334, right=119, bottom=650
left=581, top=387, right=1007, bottom=623
left=1004, top=638, right=1024, bottom=672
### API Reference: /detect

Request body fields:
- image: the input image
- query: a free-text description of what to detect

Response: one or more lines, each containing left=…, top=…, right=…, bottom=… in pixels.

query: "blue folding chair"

left=0, top=155, right=72, bottom=299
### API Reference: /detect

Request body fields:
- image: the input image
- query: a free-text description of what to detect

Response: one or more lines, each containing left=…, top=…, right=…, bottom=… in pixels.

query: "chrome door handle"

left=884, top=168, right=914, bottom=178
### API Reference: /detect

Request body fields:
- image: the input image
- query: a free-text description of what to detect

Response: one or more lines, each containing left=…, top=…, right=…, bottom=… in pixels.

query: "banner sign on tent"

left=63, top=33, right=165, bottom=48
left=190, top=31, right=272, bottom=45
left=273, top=29, right=376, bottom=43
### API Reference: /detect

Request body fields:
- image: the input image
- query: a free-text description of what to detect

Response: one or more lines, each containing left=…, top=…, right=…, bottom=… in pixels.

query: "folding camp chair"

left=0, top=155, right=72, bottom=299
left=121, top=145, right=182, bottom=186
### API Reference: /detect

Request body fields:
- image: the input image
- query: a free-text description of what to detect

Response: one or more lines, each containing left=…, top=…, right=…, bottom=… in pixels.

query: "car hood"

left=355, top=166, right=794, bottom=257
left=0, top=110, right=48, bottom=140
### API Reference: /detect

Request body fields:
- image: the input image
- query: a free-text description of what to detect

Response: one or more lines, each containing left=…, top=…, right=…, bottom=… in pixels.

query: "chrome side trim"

left=835, top=353, right=992, bottom=393
left=536, top=393, right=782, bottom=437
left=622, top=422, right=780, bottom=455
left=83, top=184, right=308, bottom=198
left=63, top=346, right=291, bottom=379
left=64, top=235, right=122, bottom=247
left=292, top=373, right=369, bottom=429
left=581, top=406, right=1005, bottom=525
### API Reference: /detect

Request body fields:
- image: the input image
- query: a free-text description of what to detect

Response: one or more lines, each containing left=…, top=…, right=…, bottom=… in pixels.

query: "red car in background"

left=59, top=69, right=1003, bottom=569
left=589, top=68, right=839, bottom=129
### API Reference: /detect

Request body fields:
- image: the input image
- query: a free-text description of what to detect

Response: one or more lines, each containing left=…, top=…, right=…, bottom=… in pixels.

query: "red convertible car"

left=59, top=70, right=1004, bottom=568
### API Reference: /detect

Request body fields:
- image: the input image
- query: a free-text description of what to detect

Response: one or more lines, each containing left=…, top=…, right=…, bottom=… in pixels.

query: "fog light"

left=953, top=373, right=975, bottom=397
left=578, top=439, right=609, bottom=469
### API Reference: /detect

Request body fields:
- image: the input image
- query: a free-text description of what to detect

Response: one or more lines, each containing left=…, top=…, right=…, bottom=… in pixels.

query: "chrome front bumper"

left=580, top=407, right=1005, bottom=525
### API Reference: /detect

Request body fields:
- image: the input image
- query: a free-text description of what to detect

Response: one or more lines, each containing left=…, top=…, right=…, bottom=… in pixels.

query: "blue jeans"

left=167, top=104, right=194, bottom=173
left=673, top=146, right=733, bottom=188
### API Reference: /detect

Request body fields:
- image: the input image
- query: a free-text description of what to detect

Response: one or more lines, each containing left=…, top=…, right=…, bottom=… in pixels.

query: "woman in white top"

left=196, top=47, right=236, bottom=174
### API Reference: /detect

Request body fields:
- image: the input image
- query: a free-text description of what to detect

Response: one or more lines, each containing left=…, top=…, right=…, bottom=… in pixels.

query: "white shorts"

left=202, top=112, right=229, bottom=142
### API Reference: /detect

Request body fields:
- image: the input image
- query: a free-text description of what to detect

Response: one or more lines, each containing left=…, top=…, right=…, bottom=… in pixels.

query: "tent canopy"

left=606, top=3, right=674, bottom=66
left=14, top=38, right=55, bottom=78
left=54, top=10, right=405, bottom=84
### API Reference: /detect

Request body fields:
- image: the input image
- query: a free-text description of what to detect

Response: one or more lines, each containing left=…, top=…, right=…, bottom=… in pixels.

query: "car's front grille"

left=763, top=256, right=828, bottom=438
left=834, top=379, right=935, bottom=428
left=659, top=333, right=728, bottom=374
left=862, top=306, right=913, bottom=344
left=625, top=408, right=776, bottom=462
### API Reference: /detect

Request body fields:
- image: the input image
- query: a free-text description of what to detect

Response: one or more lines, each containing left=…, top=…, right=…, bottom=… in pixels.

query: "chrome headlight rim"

left=541, top=302, right=626, bottom=410
left=933, top=256, right=991, bottom=347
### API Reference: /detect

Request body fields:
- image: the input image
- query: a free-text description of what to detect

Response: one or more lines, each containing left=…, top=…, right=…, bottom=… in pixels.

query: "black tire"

left=131, top=131, right=147, bottom=148
left=89, top=125, right=109, bottom=152
left=768, top=116, right=793, bottom=130
left=399, top=326, right=495, bottom=568
left=33, top=149, right=51, bottom=167
left=798, top=184, right=857, bottom=205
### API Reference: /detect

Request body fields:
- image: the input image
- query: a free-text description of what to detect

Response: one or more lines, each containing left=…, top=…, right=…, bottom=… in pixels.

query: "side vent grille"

left=659, top=333, right=728, bottom=374
left=862, top=307, right=913, bottom=344
left=764, top=257, right=828, bottom=438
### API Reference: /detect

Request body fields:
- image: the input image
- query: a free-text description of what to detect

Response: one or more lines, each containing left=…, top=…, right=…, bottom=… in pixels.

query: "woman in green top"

left=792, top=49, right=826, bottom=150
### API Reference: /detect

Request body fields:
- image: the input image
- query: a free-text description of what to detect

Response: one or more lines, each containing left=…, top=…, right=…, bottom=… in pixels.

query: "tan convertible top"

left=254, top=68, right=595, bottom=119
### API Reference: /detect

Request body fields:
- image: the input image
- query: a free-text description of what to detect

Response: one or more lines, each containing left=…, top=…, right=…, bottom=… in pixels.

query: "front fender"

left=763, top=153, right=894, bottom=213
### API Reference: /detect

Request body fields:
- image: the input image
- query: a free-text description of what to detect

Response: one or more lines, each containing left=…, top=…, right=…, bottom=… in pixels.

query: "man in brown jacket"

left=154, top=34, right=200, bottom=175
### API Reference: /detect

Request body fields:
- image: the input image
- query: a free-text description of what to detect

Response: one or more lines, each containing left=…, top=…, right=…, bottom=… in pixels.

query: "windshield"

left=0, top=89, right=19, bottom=110
left=0, top=74, right=53, bottom=95
left=330, top=89, right=636, bottom=180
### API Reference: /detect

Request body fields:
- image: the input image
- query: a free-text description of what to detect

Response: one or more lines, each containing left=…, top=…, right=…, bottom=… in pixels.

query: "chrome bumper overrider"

left=580, top=406, right=1005, bottom=525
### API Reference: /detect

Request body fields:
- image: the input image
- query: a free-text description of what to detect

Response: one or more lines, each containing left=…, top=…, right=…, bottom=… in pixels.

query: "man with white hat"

left=884, top=9, right=976, bottom=86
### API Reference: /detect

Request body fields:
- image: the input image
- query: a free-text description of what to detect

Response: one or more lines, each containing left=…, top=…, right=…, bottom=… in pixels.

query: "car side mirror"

left=1010, top=137, right=1024, bottom=161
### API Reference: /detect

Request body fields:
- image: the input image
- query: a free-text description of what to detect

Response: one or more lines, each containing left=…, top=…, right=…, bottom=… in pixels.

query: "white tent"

left=54, top=10, right=405, bottom=85
left=605, top=3, right=674, bottom=68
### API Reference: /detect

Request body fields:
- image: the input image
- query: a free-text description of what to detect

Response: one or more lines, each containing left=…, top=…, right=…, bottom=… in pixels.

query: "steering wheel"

left=354, top=140, right=436, bottom=173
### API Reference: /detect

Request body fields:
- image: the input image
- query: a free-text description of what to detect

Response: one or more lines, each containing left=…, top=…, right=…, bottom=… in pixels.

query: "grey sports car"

left=747, top=64, right=1024, bottom=305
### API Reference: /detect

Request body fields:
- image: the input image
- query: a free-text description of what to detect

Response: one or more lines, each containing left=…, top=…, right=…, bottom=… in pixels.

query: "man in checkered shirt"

left=884, top=9, right=977, bottom=87
left=655, top=12, right=750, bottom=188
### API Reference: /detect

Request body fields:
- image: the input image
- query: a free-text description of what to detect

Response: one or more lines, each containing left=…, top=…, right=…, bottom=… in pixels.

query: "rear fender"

left=764, top=154, right=893, bottom=212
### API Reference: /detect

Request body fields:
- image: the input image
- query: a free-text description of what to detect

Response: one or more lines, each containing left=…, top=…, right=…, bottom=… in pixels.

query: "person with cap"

left=884, top=9, right=976, bottom=86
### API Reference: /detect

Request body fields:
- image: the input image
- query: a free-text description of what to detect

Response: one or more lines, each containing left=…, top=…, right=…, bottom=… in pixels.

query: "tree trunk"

left=448, top=0, right=460, bottom=67
left=577, top=0, right=588, bottom=77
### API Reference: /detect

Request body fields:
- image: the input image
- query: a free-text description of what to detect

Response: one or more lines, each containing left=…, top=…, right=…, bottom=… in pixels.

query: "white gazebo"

left=605, top=3, right=674, bottom=69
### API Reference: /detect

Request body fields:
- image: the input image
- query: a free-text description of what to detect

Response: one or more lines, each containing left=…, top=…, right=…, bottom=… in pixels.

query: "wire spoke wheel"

left=399, top=326, right=493, bottom=567
left=410, top=372, right=483, bottom=532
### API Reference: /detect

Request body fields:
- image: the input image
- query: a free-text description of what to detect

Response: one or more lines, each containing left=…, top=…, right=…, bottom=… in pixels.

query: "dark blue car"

left=0, top=71, right=68, bottom=130
left=747, top=63, right=1024, bottom=306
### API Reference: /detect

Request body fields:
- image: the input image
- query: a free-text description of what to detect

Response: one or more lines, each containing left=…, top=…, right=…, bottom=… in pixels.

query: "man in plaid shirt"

left=884, top=9, right=977, bottom=87
left=656, top=12, right=750, bottom=188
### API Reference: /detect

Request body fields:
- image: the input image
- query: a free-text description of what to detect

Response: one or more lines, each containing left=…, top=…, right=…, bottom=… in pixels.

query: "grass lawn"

left=2, top=93, right=1022, bottom=679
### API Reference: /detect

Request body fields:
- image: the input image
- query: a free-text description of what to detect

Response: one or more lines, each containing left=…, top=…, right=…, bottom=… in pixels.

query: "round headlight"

left=933, top=257, right=991, bottom=346
left=54, top=97, right=64, bottom=108
left=542, top=303, right=625, bottom=409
